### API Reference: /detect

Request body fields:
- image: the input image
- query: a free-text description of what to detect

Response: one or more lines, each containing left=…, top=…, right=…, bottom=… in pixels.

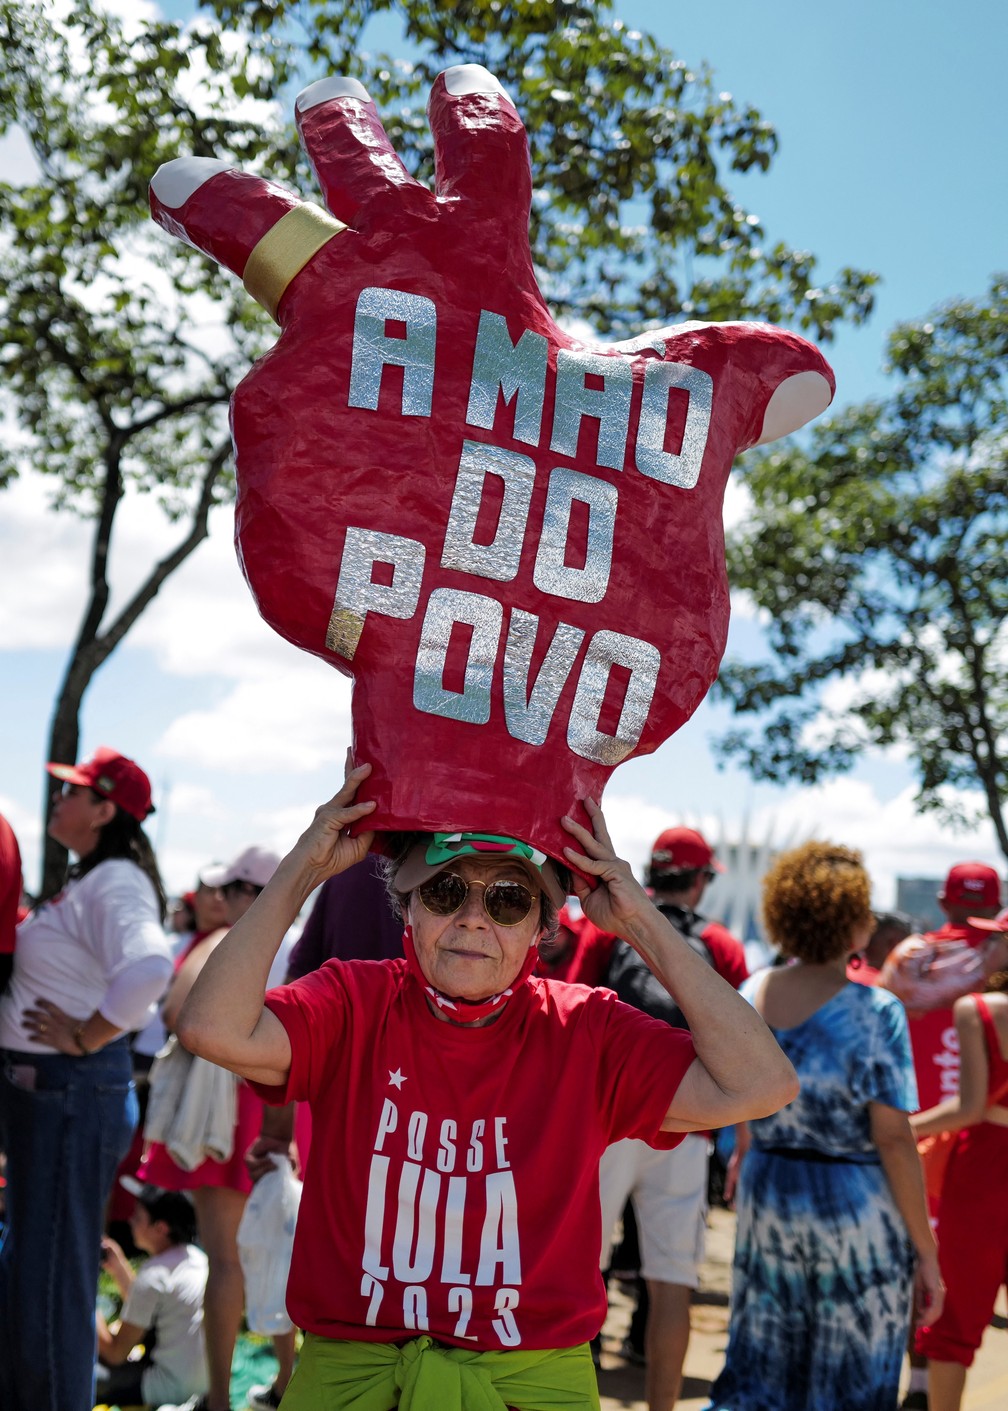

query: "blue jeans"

left=0, top=1038, right=138, bottom=1411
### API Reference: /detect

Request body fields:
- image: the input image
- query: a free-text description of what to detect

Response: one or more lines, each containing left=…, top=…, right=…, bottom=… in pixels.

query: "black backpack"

left=603, top=903, right=714, bottom=1032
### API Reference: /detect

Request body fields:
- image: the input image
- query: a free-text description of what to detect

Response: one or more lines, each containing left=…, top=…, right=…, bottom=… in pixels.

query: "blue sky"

left=1, top=0, right=1005, bottom=903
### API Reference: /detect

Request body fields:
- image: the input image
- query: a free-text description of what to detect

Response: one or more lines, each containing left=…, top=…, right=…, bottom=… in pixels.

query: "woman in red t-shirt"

left=166, top=762, right=798, bottom=1411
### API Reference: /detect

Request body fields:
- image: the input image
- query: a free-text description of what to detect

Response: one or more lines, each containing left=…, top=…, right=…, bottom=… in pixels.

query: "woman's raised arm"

left=562, top=799, right=799, bottom=1131
left=176, top=761, right=376, bottom=1087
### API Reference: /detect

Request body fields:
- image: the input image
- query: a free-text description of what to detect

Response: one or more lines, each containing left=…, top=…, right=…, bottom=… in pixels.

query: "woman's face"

left=47, top=783, right=114, bottom=857
left=192, top=881, right=229, bottom=933
left=407, top=855, right=544, bottom=1002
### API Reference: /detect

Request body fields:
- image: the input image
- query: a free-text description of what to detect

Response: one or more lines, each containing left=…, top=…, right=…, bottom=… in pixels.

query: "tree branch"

left=95, top=437, right=233, bottom=659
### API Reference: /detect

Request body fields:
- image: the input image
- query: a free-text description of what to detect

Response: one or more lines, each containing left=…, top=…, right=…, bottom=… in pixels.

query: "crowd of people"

left=0, top=746, right=1005, bottom=1411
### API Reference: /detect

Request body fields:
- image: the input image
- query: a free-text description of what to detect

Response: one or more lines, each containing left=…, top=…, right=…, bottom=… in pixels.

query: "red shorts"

left=138, top=1080, right=263, bottom=1195
left=916, top=1122, right=1008, bottom=1366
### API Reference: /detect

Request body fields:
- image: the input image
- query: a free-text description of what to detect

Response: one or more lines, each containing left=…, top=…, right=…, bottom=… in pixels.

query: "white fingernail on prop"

left=443, top=65, right=511, bottom=102
left=296, top=76, right=371, bottom=113
left=756, top=371, right=834, bottom=445
left=151, top=157, right=233, bottom=209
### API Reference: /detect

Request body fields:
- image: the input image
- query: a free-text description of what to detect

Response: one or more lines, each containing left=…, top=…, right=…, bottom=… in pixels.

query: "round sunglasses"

left=416, top=872, right=537, bottom=927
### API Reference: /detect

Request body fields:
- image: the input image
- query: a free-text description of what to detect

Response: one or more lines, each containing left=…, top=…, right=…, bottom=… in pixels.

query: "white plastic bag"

left=237, top=1155, right=302, bottom=1335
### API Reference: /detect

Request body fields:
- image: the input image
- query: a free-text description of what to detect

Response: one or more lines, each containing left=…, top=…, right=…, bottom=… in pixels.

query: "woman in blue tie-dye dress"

left=706, top=842, right=943, bottom=1411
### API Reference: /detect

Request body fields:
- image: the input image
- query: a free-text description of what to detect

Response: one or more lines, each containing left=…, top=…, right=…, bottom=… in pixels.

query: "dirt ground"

left=596, top=1206, right=1008, bottom=1411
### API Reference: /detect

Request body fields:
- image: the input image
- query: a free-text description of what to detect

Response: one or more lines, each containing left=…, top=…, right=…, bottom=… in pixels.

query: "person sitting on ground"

left=174, top=761, right=797, bottom=1411
left=97, top=1181, right=209, bottom=1409
left=139, top=844, right=296, bottom=1411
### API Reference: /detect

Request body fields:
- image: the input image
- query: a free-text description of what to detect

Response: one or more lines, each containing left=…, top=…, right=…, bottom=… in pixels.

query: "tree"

left=1, top=0, right=876, bottom=894
left=715, top=275, right=1008, bottom=863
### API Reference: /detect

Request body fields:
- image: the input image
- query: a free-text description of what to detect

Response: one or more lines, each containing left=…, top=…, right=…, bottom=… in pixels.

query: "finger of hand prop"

left=752, top=368, right=834, bottom=445
left=296, top=77, right=427, bottom=226
left=427, top=66, right=532, bottom=219
left=149, top=161, right=345, bottom=324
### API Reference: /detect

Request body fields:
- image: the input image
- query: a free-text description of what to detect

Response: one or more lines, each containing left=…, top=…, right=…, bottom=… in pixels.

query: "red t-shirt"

left=700, top=920, right=749, bottom=990
left=254, top=958, right=695, bottom=1350
left=535, top=912, right=616, bottom=986
left=0, top=812, right=23, bottom=956
left=909, top=922, right=991, bottom=1112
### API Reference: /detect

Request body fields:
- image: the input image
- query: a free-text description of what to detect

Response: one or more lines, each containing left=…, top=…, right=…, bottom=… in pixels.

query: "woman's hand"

left=21, top=997, right=85, bottom=1053
left=914, top=1249, right=945, bottom=1327
left=560, top=797, right=653, bottom=940
left=282, top=757, right=377, bottom=890
left=723, top=1124, right=751, bottom=1207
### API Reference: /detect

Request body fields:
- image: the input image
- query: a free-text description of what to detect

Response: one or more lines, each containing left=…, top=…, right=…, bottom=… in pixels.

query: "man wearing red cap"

left=598, top=826, right=747, bottom=1410
left=908, top=863, right=1004, bottom=1118
left=888, top=864, right=1002, bottom=1411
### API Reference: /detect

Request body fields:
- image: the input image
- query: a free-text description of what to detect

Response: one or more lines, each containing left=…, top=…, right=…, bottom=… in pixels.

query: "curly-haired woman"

left=706, top=841, right=943, bottom=1411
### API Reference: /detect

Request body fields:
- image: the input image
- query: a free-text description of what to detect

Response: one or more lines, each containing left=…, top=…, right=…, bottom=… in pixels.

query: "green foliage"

left=203, top=0, right=877, bottom=337
left=0, top=0, right=878, bottom=511
left=0, top=0, right=878, bottom=888
left=716, top=276, right=1008, bottom=855
left=0, top=0, right=292, bottom=514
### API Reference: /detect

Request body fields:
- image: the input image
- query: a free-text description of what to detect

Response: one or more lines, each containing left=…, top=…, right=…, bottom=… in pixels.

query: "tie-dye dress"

left=706, top=978, right=918, bottom=1411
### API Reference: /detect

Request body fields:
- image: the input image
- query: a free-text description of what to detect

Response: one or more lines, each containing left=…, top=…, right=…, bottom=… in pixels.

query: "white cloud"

left=591, top=792, right=678, bottom=883
left=600, top=774, right=1004, bottom=922
left=0, top=478, right=98, bottom=649
left=158, top=662, right=352, bottom=772
left=0, top=791, right=44, bottom=870
left=722, top=471, right=752, bottom=533
left=748, top=777, right=1003, bottom=909
left=0, top=128, right=40, bottom=185
left=98, top=0, right=161, bottom=24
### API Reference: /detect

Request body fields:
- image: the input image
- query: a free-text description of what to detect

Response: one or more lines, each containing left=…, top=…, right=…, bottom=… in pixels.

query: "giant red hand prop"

left=150, top=66, right=834, bottom=864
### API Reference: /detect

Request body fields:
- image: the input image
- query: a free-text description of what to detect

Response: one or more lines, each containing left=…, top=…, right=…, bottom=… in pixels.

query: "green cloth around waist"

left=280, top=1332, right=601, bottom=1411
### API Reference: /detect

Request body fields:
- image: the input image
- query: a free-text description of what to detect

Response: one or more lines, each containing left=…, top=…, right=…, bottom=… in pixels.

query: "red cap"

left=966, top=906, right=1008, bottom=934
left=47, top=746, right=154, bottom=822
left=650, top=826, right=724, bottom=874
left=941, top=862, right=1001, bottom=909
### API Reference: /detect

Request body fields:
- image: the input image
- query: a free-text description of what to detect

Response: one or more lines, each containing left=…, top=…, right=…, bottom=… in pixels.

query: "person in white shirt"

left=97, top=1180, right=209, bottom=1408
left=0, top=745, right=173, bottom=1411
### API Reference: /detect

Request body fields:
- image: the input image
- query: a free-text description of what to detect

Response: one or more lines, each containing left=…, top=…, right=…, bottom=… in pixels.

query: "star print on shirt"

left=388, top=1069, right=407, bottom=1089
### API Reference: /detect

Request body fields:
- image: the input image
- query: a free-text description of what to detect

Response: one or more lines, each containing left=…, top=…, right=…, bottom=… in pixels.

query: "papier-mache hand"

left=150, top=66, right=834, bottom=865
